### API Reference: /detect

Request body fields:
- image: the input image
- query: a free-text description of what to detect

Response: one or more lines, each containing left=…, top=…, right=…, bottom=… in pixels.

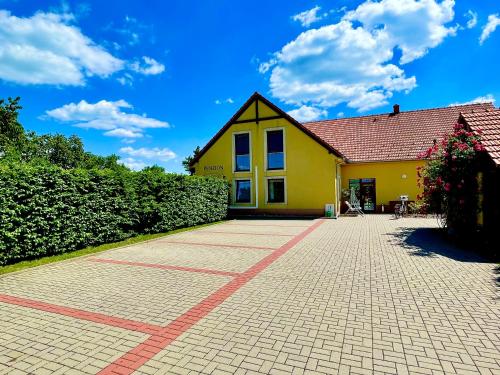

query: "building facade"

left=191, top=92, right=494, bottom=216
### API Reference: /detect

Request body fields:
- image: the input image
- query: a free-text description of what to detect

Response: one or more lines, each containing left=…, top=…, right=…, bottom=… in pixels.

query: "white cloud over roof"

left=261, top=0, right=457, bottom=113
left=288, top=105, right=327, bottom=122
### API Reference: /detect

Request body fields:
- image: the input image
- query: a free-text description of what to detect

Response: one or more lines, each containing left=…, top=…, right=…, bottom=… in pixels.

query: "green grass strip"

left=0, top=221, right=225, bottom=276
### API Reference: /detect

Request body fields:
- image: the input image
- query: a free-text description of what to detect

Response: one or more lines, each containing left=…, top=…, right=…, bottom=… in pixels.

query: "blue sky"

left=0, top=0, right=499, bottom=172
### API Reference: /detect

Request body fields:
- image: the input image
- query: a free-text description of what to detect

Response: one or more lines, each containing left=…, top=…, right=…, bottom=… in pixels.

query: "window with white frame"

left=267, top=178, right=285, bottom=203
left=234, top=133, right=250, bottom=172
left=266, top=129, right=284, bottom=170
left=235, top=180, right=251, bottom=203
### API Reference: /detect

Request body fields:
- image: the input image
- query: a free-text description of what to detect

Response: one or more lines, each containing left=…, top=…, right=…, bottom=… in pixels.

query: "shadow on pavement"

left=389, top=227, right=490, bottom=263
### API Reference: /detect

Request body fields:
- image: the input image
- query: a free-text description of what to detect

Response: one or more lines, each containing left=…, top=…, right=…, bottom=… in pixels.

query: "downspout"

left=255, top=165, right=259, bottom=209
left=336, top=162, right=342, bottom=217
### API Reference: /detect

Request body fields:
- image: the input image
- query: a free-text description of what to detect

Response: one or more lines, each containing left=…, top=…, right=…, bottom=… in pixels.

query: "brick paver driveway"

left=0, top=216, right=499, bottom=375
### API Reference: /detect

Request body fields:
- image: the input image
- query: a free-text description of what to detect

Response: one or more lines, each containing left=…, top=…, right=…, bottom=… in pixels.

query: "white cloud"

left=117, top=73, right=134, bottom=86
left=479, top=14, right=500, bottom=45
left=0, top=10, right=124, bottom=85
left=288, top=105, right=327, bottom=122
left=104, top=15, right=154, bottom=47
left=465, top=10, right=477, bottom=29
left=258, top=57, right=277, bottom=74
left=344, top=0, right=457, bottom=64
left=45, top=99, right=169, bottom=139
left=0, top=10, right=165, bottom=86
left=260, top=0, right=456, bottom=112
left=119, top=146, right=176, bottom=162
left=449, top=94, right=496, bottom=106
left=215, top=98, right=234, bottom=105
left=104, top=128, right=143, bottom=138
left=130, top=56, right=165, bottom=75
left=337, top=112, right=345, bottom=118
left=292, top=6, right=324, bottom=27
left=119, top=157, right=147, bottom=171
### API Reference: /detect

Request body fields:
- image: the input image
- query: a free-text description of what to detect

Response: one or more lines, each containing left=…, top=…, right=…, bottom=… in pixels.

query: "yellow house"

left=191, top=92, right=493, bottom=216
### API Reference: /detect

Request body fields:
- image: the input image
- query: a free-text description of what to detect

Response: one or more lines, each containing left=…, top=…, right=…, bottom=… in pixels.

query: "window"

left=267, top=178, right=285, bottom=203
left=234, top=133, right=250, bottom=172
left=266, top=129, right=284, bottom=170
left=235, top=180, right=251, bottom=203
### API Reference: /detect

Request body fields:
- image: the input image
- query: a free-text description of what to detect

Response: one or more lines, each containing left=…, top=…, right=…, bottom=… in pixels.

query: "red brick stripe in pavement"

left=88, top=258, right=241, bottom=277
left=0, top=294, right=164, bottom=335
left=227, top=223, right=311, bottom=228
left=157, top=240, right=276, bottom=251
left=195, top=230, right=294, bottom=237
left=97, top=219, right=325, bottom=375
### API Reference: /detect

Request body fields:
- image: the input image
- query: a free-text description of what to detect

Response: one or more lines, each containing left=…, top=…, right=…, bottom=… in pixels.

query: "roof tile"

left=302, top=103, right=495, bottom=163
left=461, top=110, right=500, bottom=165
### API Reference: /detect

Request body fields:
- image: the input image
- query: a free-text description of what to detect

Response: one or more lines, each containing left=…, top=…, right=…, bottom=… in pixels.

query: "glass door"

left=360, top=179, right=376, bottom=212
left=349, top=178, right=376, bottom=212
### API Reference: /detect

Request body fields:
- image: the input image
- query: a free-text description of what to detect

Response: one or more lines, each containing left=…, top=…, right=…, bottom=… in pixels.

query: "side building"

left=191, top=92, right=494, bottom=216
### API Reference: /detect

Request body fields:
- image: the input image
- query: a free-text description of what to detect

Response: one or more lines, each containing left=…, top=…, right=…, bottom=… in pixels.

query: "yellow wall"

left=193, top=100, right=342, bottom=214
left=341, top=160, right=425, bottom=208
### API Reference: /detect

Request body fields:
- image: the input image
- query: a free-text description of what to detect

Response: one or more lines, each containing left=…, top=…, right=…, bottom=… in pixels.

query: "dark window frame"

left=266, top=129, right=284, bottom=171
left=235, top=179, right=251, bottom=203
left=234, top=133, right=251, bottom=172
left=267, top=178, right=286, bottom=204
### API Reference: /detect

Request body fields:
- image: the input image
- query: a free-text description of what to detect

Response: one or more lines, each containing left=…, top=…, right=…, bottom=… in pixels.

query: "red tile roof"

left=303, top=103, right=495, bottom=163
left=461, top=110, right=500, bottom=166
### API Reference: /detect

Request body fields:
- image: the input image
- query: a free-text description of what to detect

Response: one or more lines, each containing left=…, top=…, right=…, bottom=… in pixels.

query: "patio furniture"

left=345, top=201, right=365, bottom=216
left=393, top=195, right=408, bottom=219
left=349, top=187, right=364, bottom=212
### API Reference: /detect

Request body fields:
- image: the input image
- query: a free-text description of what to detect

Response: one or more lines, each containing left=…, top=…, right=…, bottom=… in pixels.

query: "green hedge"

left=0, top=163, right=229, bottom=265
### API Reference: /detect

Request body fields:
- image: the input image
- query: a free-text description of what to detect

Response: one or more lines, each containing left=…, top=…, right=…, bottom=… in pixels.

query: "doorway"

left=349, top=178, right=376, bottom=212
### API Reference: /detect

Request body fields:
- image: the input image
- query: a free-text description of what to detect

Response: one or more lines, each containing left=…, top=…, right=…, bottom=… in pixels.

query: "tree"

left=0, top=96, right=124, bottom=172
left=22, top=133, right=86, bottom=169
left=417, top=122, right=485, bottom=234
left=182, top=146, right=201, bottom=175
left=0, top=97, right=25, bottom=150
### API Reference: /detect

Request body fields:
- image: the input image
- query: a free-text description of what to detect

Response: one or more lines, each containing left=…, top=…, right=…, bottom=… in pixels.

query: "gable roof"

left=460, top=110, right=500, bottom=166
left=192, top=93, right=496, bottom=167
left=190, top=92, right=344, bottom=165
left=303, top=103, right=495, bottom=163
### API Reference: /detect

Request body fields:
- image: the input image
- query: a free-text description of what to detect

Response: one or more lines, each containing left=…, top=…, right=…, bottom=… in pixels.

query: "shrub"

left=0, top=163, right=229, bottom=265
left=134, top=166, right=229, bottom=233
left=417, top=122, right=485, bottom=234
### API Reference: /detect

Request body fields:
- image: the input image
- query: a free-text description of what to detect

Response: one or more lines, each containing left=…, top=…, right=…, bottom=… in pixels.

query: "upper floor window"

left=266, top=129, right=284, bottom=170
left=234, top=133, right=250, bottom=172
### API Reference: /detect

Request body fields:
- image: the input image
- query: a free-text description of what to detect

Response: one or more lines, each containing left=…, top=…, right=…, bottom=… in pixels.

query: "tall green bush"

left=135, top=167, right=229, bottom=233
left=417, top=122, right=485, bottom=234
left=0, top=163, right=229, bottom=266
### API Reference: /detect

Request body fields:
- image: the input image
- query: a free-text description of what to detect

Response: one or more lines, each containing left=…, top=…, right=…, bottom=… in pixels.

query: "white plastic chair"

left=345, top=201, right=365, bottom=216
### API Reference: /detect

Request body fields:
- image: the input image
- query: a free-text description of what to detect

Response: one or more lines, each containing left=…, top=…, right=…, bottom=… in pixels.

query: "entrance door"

left=349, top=178, right=376, bottom=212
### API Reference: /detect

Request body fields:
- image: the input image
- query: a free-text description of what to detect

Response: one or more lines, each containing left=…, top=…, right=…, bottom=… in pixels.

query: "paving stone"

left=0, top=217, right=498, bottom=374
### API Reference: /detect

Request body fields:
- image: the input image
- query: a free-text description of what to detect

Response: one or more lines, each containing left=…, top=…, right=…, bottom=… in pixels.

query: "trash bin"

left=325, top=203, right=335, bottom=218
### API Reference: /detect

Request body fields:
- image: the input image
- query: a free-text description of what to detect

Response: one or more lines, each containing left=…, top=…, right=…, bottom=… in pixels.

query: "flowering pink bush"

left=417, top=122, right=485, bottom=233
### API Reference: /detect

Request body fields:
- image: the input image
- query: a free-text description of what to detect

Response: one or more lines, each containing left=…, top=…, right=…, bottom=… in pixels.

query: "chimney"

left=393, top=104, right=400, bottom=114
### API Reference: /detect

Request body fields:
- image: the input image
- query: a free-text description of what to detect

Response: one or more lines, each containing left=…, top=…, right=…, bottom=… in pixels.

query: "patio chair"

left=345, top=201, right=365, bottom=216
left=348, top=187, right=364, bottom=214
